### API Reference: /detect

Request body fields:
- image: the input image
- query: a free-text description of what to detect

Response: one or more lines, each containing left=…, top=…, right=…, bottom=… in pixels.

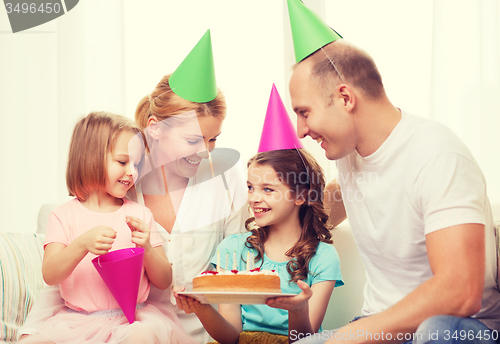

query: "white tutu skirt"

left=20, top=301, right=198, bottom=344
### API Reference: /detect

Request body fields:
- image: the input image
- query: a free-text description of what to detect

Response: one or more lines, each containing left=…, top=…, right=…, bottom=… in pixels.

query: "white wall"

left=1, top=0, right=498, bottom=233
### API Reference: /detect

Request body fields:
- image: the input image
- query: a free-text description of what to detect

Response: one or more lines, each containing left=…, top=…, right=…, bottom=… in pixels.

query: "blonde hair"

left=135, top=74, right=227, bottom=129
left=66, top=111, right=142, bottom=201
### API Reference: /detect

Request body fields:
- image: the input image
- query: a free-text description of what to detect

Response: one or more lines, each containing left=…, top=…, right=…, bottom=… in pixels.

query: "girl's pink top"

left=43, top=199, right=162, bottom=312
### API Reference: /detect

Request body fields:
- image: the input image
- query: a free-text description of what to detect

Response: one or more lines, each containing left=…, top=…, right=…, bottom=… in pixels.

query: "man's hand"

left=324, top=179, right=347, bottom=228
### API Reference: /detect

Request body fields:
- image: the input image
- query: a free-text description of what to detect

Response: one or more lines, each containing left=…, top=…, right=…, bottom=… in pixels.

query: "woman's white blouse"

left=145, top=150, right=249, bottom=343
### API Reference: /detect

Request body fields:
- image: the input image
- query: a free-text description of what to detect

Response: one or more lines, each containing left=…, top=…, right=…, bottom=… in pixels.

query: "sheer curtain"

left=0, top=0, right=126, bottom=233
left=431, top=0, right=500, bottom=204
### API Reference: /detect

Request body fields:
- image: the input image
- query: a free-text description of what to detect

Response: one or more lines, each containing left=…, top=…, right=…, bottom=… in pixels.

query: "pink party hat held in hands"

left=92, top=247, right=144, bottom=324
left=258, top=84, right=303, bottom=153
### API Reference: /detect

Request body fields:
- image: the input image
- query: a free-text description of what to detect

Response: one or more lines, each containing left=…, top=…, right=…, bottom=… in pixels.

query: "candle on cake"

left=225, top=250, right=229, bottom=271
left=233, top=250, right=237, bottom=270
left=249, top=252, right=254, bottom=270
left=217, top=250, right=220, bottom=273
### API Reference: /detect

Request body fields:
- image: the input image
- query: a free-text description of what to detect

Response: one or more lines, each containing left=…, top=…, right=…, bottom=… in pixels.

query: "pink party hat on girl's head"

left=258, top=84, right=304, bottom=153
left=92, top=247, right=144, bottom=324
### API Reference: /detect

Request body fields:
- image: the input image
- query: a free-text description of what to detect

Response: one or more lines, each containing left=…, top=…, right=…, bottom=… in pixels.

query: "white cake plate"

left=177, top=291, right=296, bottom=304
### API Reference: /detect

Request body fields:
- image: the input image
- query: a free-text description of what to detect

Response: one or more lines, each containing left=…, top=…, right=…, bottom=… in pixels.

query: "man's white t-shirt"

left=336, top=111, right=500, bottom=330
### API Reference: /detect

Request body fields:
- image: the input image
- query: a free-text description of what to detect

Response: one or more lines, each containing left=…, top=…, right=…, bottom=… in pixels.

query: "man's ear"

left=337, top=84, right=356, bottom=112
left=147, top=116, right=160, bottom=139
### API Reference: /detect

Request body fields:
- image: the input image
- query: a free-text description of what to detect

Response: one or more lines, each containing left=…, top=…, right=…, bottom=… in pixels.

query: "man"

left=286, top=0, right=500, bottom=343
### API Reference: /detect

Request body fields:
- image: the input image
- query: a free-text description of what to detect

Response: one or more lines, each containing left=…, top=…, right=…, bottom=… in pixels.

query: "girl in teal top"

left=175, top=149, right=343, bottom=344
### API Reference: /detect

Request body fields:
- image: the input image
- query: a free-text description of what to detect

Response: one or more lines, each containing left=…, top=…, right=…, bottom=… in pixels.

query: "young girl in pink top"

left=20, top=112, right=197, bottom=344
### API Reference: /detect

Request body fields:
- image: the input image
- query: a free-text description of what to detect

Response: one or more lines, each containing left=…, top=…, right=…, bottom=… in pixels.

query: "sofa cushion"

left=0, top=233, right=45, bottom=343
left=36, top=204, right=58, bottom=235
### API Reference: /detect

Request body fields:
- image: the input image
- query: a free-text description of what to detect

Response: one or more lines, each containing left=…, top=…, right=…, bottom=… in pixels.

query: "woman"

left=131, top=72, right=248, bottom=343
left=19, top=31, right=248, bottom=344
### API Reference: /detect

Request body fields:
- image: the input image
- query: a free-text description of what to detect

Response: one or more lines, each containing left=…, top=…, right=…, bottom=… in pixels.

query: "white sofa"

left=1, top=205, right=497, bottom=343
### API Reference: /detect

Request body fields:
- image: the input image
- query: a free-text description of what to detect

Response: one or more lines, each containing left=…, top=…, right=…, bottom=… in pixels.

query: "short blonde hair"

left=66, top=111, right=142, bottom=201
left=135, top=74, right=226, bottom=129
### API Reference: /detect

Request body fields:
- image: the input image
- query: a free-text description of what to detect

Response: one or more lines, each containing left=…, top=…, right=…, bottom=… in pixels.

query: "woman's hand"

left=77, top=226, right=116, bottom=255
left=266, top=279, right=313, bottom=313
left=126, top=216, right=152, bottom=251
left=173, top=286, right=208, bottom=314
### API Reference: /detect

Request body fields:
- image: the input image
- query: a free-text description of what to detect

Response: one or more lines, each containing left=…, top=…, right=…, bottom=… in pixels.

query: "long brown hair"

left=245, top=149, right=332, bottom=282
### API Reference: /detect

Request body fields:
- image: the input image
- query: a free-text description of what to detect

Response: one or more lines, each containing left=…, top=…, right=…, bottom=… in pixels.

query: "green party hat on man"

left=169, top=30, right=217, bottom=103
left=287, top=0, right=342, bottom=63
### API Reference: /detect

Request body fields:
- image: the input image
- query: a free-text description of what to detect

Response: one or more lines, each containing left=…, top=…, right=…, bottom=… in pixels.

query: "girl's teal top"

left=210, top=232, right=344, bottom=336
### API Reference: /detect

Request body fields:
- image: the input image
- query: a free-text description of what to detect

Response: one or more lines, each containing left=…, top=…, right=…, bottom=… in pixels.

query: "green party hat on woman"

left=169, top=29, right=217, bottom=103
left=287, top=0, right=342, bottom=63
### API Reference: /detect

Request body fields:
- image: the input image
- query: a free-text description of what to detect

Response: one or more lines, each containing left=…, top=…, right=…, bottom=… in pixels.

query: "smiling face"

left=155, top=114, right=223, bottom=180
left=247, top=162, right=303, bottom=230
left=104, top=130, right=137, bottom=199
left=289, top=60, right=357, bottom=160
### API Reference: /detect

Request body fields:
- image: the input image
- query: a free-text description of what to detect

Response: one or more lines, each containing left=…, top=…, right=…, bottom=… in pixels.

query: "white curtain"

left=430, top=0, right=500, bottom=204
left=0, top=0, right=125, bottom=233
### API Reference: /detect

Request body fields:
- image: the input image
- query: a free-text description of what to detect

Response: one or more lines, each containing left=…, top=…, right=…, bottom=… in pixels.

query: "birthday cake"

left=192, top=268, right=281, bottom=293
